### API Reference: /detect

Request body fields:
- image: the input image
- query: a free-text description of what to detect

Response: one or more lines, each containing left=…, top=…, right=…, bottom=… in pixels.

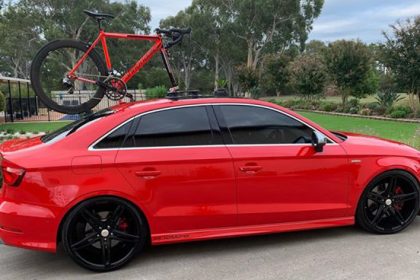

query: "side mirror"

left=311, top=131, right=327, bottom=153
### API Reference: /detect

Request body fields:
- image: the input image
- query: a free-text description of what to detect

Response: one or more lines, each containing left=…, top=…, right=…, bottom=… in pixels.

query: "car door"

left=214, top=104, right=350, bottom=227
left=112, top=105, right=237, bottom=233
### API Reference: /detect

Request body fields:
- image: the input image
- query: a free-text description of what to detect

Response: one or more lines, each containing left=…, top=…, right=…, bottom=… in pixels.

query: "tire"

left=356, top=170, right=420, bottom=234
left=30, top=40, right=108, bottom=115
left=62, top=197, right=148, bottom=272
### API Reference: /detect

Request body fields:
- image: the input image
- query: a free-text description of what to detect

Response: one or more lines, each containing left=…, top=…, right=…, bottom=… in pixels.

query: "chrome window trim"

left=88, top=103, right=337, bottom=151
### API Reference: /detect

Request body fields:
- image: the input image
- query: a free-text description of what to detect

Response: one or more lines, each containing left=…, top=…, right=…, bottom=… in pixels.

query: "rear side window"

left=125, top=106, right=221, bottom=147
left=94, top=121, right=133, bottom=149
left=219, top=105, right=313, bottom=144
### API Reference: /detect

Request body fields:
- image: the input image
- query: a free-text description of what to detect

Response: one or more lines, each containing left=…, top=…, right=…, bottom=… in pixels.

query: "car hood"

left=0, top=136, right=44, bottom=153
left=335, top=131, right=420, bottom=157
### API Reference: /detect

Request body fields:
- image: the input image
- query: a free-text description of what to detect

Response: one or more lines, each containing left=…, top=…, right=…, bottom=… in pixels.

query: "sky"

left=143, top=0, right=420, bottom=43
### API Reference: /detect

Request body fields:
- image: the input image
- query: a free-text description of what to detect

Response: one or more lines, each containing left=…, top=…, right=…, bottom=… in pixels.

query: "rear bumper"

left=0, top=199, right=58, bottom=252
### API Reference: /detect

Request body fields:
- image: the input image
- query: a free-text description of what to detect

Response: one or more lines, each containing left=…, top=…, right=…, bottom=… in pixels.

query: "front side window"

left=219, top=105, right=314, bottom=144
left=125, top=106, right=222, bottom=147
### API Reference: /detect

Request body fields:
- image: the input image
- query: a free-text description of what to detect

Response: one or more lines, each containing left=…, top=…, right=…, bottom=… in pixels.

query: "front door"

left=214, top=104, right=350, bottom=226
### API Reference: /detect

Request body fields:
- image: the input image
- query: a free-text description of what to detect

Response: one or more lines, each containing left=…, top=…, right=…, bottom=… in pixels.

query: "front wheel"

left=356, top=170, right=420, bottom=234
left=62, top=197, right=148, bottom=272
left=30, top=40, right=108, bottom=114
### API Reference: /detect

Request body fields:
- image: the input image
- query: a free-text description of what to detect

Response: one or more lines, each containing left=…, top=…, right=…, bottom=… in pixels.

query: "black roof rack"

left=166, top=89, right=230, bottom=101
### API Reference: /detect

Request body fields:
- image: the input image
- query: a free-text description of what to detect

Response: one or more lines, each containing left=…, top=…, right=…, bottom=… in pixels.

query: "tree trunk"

left=247, top=40, right=253, bottom=69
left=214, top=52, right=220, bottom=91
left=341, top=89, right=349, bottom=107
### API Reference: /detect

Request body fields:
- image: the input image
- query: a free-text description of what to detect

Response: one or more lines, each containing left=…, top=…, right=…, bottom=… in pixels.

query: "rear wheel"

left=356, top=170, right=419, bottom=234
left=30, top=40, right=108, bottom=115
left=62, top=197, right=148, bottom=272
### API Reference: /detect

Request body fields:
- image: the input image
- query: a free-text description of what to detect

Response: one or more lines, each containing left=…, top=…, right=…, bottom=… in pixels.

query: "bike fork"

left=160, top=49, right=178, bottom=92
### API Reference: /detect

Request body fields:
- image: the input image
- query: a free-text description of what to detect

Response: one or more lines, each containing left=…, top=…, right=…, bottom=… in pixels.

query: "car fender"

left=349, top=156, right=420, bottom=215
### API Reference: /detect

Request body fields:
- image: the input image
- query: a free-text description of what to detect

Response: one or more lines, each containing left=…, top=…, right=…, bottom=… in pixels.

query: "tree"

left=219, top=0, right=323, bottom=71
left=305, top=40, right=327, bottom=55
left=288, top=54, right=327, bottom=100
left=0, top=2, right=43, bottom=78
left=260, top=52, right=296, bottom=96
left=381, top=16, right=420, bottom=107
left=325, top=40, right=378, bottom=105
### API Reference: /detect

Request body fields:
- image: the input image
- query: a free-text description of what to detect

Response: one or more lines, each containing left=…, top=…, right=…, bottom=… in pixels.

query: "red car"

left=1, top=98, right=419, bottom=271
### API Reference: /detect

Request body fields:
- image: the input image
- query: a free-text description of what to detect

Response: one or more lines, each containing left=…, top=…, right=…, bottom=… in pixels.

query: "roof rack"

left=166, top=89, right=230, bottom=101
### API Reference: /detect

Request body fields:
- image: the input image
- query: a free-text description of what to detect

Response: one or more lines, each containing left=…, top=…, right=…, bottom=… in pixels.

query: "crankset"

left=97, top=76, right=131, bottom=101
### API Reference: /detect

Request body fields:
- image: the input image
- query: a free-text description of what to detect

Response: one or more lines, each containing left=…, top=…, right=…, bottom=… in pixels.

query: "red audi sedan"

left=1, top=98, right=419, bottom=271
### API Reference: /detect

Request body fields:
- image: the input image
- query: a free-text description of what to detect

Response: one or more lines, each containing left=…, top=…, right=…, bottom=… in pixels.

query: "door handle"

left=239, top=165, right=262, bottom=173
left=135, top=169, right=161, bottom=179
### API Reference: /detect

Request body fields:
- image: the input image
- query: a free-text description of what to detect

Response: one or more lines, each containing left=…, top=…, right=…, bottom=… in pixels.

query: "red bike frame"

left=68, top=30, right=177, bottom=89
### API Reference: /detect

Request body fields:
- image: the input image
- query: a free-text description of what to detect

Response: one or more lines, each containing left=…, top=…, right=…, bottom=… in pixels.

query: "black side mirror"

left=311, top=131, right=327, bottom=153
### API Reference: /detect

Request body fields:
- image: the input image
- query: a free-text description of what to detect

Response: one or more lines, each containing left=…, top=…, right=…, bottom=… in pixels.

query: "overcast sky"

left=143, top=0, right=420, bottom=43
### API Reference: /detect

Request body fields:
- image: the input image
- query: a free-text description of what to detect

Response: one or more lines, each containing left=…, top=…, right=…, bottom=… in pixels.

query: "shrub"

left=359, top=108, right=371, bottom=116
left=348, top=98, right=360, bottom=108
left=391, top=105, right=412, bottom=115
left=375, top=91, right=403, bottom=110
left=349, top=107, right=359, bottom=114
left=320, top=102, right=338, bottom=112
left=0, top=91, right=5, bottom=113
left=390, top=110, right=408, bottom=119
left=366, top=102, right=381, bottom=111
left=145, top=86, right=167, bottom=99
left=6, top=128, right=14, bottom=134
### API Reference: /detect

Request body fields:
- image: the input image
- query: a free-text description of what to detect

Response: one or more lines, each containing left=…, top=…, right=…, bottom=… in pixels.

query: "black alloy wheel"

left=357, top=170, right=420, bottom=234
left=62, top=197, right=147, bottom=272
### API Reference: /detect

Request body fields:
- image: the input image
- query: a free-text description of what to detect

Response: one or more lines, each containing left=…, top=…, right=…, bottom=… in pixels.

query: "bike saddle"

left=83, top=10, right=115, bottom=20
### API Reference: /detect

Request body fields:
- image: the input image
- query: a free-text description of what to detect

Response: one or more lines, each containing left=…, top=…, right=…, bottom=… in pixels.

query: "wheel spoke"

left=112, top=230, right=140, bottom=243
left=367, top=192, right=383, bottom=204
left=389, top=207, right=405, bottom=225
left=81, top=209, right=102, bottom=228
left=385, top=177, right=397, bottom=196
left=370, top=205, right=385, bottom=225
left=394, top=192, right=418, bottom=202
left=100, top=238, right=112, bottom=268
left=108, top=205, right=125, bottom=228
left=71, top=233, right=99, bottom=251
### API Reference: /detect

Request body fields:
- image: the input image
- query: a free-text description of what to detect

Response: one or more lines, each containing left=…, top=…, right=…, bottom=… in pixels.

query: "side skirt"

left=151, top=216, right=355, bottom=245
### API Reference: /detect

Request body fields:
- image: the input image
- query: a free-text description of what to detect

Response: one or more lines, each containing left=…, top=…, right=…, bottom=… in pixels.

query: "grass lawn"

left=299, top=111, right=420, bottom=149
left=0, top=113, right=419, bottom=149
left=0, top=121, right=71, bottom=133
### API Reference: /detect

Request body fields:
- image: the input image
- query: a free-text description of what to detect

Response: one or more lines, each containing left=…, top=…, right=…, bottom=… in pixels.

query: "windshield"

left=41, top=109, right=114, bottom=143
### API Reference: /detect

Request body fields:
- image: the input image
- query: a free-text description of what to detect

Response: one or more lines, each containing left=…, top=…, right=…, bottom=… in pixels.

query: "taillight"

left=1, top=159, right=25, bottom=187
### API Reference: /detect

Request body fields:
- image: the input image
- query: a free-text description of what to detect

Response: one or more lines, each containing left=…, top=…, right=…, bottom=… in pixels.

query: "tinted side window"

left=94, top=121, right=133, bottom=149
left=219, top=105, right=313, bottom=144
left=126, top=106, right=221, bottom=147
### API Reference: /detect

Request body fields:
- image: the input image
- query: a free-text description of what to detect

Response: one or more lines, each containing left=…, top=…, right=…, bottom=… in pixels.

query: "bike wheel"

left=30, top=40, right=108, bottom=114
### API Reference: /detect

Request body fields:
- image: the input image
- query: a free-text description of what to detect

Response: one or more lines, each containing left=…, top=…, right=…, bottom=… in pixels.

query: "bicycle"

left=30, top=10, right=191, bottom=114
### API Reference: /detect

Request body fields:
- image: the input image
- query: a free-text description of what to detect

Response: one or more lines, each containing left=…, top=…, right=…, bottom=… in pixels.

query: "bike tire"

left=30, top=40, right=108, bottom=115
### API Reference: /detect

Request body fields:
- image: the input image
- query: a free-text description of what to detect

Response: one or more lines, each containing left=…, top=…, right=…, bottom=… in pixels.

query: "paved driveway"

left=1, top=219, right=420, bottom=280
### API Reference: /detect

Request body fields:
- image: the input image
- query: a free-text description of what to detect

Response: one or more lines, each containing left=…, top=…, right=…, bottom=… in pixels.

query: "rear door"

left=112, top=106, right=237, bottom=233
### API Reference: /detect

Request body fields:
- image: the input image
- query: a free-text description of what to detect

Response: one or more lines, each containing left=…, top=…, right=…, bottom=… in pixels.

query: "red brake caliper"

left=118, top=217, right=129, bottom=232
left=394, top=186, right=404, bottom=211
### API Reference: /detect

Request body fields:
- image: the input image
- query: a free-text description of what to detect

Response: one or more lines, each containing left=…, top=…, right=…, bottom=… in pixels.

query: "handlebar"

left=155, top=27, right=192, bottom=49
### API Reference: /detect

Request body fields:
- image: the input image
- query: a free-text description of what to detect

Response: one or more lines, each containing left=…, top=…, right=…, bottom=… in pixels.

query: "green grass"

left=299, top=111, right=420, bottom=149
left=0, top=121, right=70, bottom=133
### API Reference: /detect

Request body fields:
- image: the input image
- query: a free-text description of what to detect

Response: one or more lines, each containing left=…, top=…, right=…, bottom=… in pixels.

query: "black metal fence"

left=0, top=76, right=145, bottom=122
